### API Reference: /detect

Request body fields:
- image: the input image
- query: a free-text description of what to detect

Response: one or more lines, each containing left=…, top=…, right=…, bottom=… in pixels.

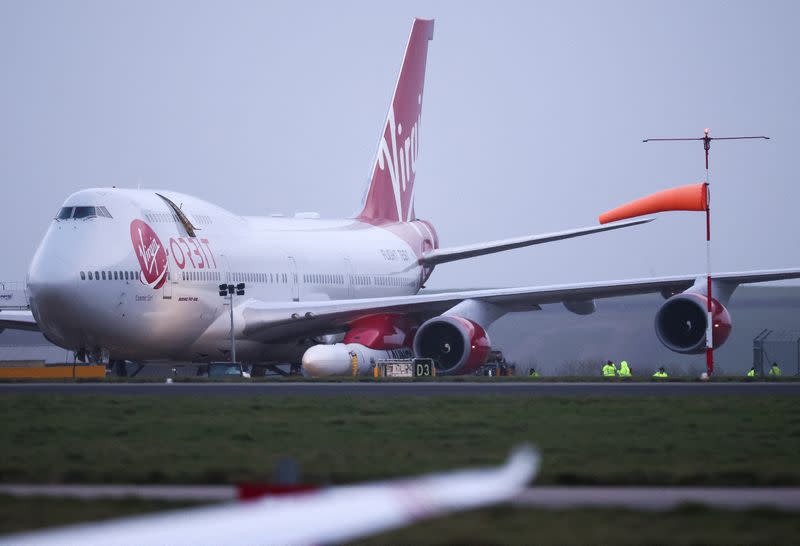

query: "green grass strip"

left=0, top=395, right=798, bottom=486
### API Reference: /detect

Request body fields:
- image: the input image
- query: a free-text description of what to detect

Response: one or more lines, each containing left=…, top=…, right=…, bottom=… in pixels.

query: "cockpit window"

left=56, top=206, right=112, bottom=220
left=72, top=206, right=97, bottom=219
left=56, top=207, right=74, bottom=220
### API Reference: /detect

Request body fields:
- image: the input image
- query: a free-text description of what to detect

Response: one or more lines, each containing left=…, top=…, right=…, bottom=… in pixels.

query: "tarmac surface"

left=0, top=381, right=798, bottom=396
left=1, top=483, right=798, bottom=510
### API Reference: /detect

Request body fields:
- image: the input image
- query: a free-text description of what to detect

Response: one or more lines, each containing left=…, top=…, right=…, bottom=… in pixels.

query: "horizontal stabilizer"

left=420, top=218, right=653, bottom=267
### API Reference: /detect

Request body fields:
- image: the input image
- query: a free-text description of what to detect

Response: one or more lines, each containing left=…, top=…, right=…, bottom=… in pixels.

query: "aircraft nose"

left=27, top=241, right=81, bottom=347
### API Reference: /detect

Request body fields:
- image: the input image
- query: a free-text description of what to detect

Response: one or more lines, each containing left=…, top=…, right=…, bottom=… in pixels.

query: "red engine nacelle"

left=343, top=314, right=416, bottom=350
left=412, top=316, right=491, bottom=375
left=655, top=292, right=732, bottom=354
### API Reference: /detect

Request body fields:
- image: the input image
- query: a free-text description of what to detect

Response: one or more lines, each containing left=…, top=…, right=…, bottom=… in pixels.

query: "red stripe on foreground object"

left=599, top=183, right=707, bottom=224
left=237, top=484, right=318, bottom=501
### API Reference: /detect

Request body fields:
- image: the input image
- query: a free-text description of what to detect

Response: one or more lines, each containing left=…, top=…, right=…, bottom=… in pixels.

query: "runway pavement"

left=1, top=483, right=798, bottom=510
left=513, top=486, right=800, bottom=511
left=0, top=381, right=798, bottom=396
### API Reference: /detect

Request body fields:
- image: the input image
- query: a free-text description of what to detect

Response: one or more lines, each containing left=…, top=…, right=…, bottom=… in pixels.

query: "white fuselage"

left=26, top=188, right=435, bottom=363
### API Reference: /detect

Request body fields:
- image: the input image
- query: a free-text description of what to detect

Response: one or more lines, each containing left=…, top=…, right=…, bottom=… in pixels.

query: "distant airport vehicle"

left=2, top=18, right=800, bottom=376
left=203, top=362, right=251, bottom=379
left=0, top=447, right=539, bottom=545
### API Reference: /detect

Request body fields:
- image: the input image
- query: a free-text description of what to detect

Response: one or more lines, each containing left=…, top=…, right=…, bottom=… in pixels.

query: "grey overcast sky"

left=1, top=1, right=798, bottom=290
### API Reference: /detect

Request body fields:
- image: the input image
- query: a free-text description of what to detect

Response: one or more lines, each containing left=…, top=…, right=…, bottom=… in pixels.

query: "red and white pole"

left=642, top=128, right=769, bottom=378
left=705, top=188, right=713, bottom=376
left=703, top=129, right=713, bottom=377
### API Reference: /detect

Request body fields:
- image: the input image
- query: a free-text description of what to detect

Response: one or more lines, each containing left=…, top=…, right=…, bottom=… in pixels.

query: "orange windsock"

left=599, top=183, right=708, bottom=224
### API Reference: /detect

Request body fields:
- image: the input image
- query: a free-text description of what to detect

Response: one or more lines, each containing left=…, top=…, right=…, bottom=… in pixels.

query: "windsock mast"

left=642, top=129, right=770, bottom=377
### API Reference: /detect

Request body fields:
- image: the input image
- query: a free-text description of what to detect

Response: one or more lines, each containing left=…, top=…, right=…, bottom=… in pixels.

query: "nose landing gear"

left=108, top=359, right=128, bottom=377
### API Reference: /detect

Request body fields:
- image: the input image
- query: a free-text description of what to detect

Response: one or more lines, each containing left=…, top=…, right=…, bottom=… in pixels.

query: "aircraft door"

left=288, top=257, right=299, bottom=302
left=344, top=258, right=355, bottom=299
left=162, top=256, right=173, bottom=300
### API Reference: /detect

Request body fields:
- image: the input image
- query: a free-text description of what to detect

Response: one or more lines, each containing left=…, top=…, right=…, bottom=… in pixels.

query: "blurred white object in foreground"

left=1, top=446, right=539, bottom=546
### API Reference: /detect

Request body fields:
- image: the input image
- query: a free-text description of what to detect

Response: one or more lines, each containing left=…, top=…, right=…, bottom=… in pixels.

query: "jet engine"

left=412, top=316, right=491, bottom=374
left=655, top=292, right=732, bottom=354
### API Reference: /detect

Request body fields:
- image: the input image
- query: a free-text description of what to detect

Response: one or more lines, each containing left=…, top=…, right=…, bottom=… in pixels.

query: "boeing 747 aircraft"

left=2, top=18, right=799, bottom=376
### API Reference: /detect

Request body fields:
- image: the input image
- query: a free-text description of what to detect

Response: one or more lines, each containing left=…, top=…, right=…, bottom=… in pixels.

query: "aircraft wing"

left=0, top=310, right=38, bottom=332
left=420, top=218, right=653, bottom=267
left=241, top=268, right=800, bottom=342
left=1, top=447, right=539, bottom=546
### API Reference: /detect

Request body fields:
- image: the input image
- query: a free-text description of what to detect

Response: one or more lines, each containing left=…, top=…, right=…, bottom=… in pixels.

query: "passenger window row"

left=194, top=214, right=213, bottom=225
left=303, top=273, right=345, bottom=285
left=373, top=275, right=415, bottom=287
left=77, top=269, right=414, bottom=287
left=79, top=269, right=161, bottom=282
left=144, top=211, right=178, bottom=224
left=228, top=272, right=288, bottom=284
left=143, top=211, right=213, bottom=226
left=301, top=273, right=415, bottom=287
left=182, top=270, right=222, bottom=282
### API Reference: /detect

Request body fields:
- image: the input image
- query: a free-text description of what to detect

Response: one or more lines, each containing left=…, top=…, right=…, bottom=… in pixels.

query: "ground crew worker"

left=618, top=360, right=632, bottom=377
left=349, top=351, right=358, bottom=376
left=652, top=366, right=668, bottom=379
left=529, top=368, right=540, bottom=378
left=746, top=366, right=756, bottom=377
left=769, top=362, right=782, bottom=376
left=602, top=360, right=617, bottom=377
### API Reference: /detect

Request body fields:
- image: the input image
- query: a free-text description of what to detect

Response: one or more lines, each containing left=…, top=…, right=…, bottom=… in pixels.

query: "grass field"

left=0, top=495, right=198, bottom=536
left=357, top=505, right=800, bottom=545
left=1, top=394, right=798, bottom=487
left=1, top=393, right=799, bottom=543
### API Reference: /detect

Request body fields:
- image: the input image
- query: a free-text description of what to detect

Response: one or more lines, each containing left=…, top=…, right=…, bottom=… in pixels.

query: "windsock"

left=599, top=183, right=708, bottom=224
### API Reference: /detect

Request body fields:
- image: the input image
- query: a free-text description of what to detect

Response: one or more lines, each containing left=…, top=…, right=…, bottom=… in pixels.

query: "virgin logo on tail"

left=130, top=219, right=168, bottom=289
left=357, top=18, right=434, bottom=225
left=376, top=98, right=421, bottom=222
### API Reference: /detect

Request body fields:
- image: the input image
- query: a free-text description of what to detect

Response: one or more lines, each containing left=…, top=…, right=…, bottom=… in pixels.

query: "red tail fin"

left=357, top=18, right=434, bottom=225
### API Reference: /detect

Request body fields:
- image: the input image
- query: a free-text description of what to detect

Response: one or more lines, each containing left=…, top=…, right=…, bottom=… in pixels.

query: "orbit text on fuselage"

left=168, top=237, right=217, bottom=270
